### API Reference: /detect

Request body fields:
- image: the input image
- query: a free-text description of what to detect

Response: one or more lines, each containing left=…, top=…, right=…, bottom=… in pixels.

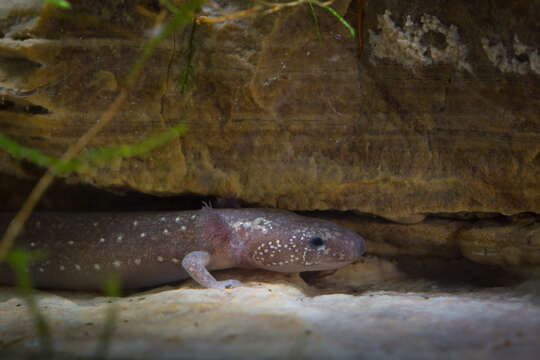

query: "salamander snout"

left=249, top=217, right=366, bottom=273
left=323, top=225, right=366, bottom=264
left=338, top=227, right=365, bottom=261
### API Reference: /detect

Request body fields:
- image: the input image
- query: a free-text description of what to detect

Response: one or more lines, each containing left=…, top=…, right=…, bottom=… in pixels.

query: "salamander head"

left=239, top=211, right=365, bottom=273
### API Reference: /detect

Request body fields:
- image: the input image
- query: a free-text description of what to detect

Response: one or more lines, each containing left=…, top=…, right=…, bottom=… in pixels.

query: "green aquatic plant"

left=77, top=123, right=187, bottom=170
left=43, top=0, right=71, bottom=9
left=5, top=249, right=53, bottom=356
left=311, top=0, right=355, bottom=37
left=0, top=123, right=187, bottom=175
left=307, top=1, right=322, bottom=44
left=180, top=19, right=198, bottom=94
left=3, top=249, right=123, bottom=359
left=0, top=134, right=65, bottom=172
left=127, top=0, right=205, bottom=86
left=95, top=276, right=122, bottom=359
left=0, top=2, right=196, bottom=358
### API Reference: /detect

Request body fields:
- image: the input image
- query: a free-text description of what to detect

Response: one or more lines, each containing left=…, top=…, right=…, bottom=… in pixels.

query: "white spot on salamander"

left=30, top=242, right=36, bottom=247
left=302, top=247, right=308, bottom=263
left=140, top=233, right=146, bottom=238
left=175, top=217, right=181, bottom=223
left=68, top=241, right=74, bottom=245
left=113, top=260, right=121, bottom=268
left=172, top=258, right=179, bottom=264
left=99, top=238, right=105, bottom=243
left=157, top=256, right=164, bottom=262
left=59, top=265, right=65, bottom=271
left=116, top=235, right=123, bottom=243
left=75, top=264, right=81, bottom=271
left=94, top=264, right=101, bottom=271
left=159, top=217, right=166, bottom=222
left=39, top=268, right=44, bottom=272
left=180, top=225, right=186, bottom=231
left=134, top=258, right=141, bottom=266
left=163, top=229, right=169, bottom=235
left=133, top=220, right=138, bottom=227
left=232, top=218, right=271, bottom=234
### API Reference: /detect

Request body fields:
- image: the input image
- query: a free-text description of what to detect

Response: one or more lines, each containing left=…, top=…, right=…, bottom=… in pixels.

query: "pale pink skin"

left=0, top=208, right=365, bottom=290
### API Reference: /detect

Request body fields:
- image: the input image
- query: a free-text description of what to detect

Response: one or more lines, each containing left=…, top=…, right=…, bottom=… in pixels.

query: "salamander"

left=0, top=208, right=365, bottom=290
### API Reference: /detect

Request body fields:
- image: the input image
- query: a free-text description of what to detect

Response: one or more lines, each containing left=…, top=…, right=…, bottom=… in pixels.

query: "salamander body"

left=0, top=208, right=365, bottom=290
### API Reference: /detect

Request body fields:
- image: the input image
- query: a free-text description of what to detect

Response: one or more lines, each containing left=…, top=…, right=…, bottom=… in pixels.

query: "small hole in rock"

left=515, top=53, right=529, bottom=63
left=0, top=98, right=15, bottom=110
left=12, top=34, right=32, bottom=41
left=421, top=30, right=448, bottom=51
left=24, top=104, right=49, bottom=115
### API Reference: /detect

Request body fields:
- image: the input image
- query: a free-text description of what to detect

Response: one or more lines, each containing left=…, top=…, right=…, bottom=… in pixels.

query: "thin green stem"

left=128, top=0, right=205, bottom=86
left=180, top=20, right=198, bottom=94
left=6, top=250, right=53, bottom=356
left=307, top=1, right=322, bottom=45
left=312, top=0, right=355, bottom=37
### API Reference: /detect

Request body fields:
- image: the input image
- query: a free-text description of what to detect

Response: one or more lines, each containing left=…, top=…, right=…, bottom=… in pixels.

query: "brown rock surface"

left=0, top=0, right=537, bottom=219
left=458, top=215, right=540, bottom=268
left=314, top=211, right=540, bottom=270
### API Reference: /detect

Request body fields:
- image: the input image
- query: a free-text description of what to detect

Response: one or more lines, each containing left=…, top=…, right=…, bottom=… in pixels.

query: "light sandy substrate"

left=0, top=262, right=539, bottom=360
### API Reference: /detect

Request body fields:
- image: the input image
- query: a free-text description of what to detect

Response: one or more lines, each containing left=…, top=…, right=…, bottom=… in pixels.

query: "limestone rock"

left=1, top=278, right=539, bottom=359
left=0, top=0, right=537, bottom=220
left=458, top=215, right=540, bottom=268
left=313, top=212, right=540, bottom=270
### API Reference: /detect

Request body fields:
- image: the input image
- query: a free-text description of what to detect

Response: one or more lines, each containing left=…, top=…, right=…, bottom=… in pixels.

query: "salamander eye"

left=309, top=236, right=324, bottom=248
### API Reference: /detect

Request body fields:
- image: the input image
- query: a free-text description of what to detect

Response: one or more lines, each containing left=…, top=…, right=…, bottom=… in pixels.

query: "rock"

left=0, top=277, right=539, bottom=359
left=458, top=215, right=540, bottom=269
left=313, top=212, right=540, bottom=270
left=0, top=0, right=537, bottom=220
left=301, top=255, right=407, bottom=289
left=314, top=212, right=464, bottom=258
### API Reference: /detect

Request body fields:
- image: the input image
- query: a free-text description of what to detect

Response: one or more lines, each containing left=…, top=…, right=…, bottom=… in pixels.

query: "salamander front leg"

left=182, top=251, right=243, bottom=289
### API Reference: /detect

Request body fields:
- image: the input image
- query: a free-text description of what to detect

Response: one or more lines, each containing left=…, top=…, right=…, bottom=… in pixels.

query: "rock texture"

left=313, top=212, right=540, bottom=271
left=0, top=0, right=538, bottom=220
left=458, top=215, right=540, bottom=269
left=0, top=276, right=539, bottom=360
left=1, top=3, right=539, bottom=359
